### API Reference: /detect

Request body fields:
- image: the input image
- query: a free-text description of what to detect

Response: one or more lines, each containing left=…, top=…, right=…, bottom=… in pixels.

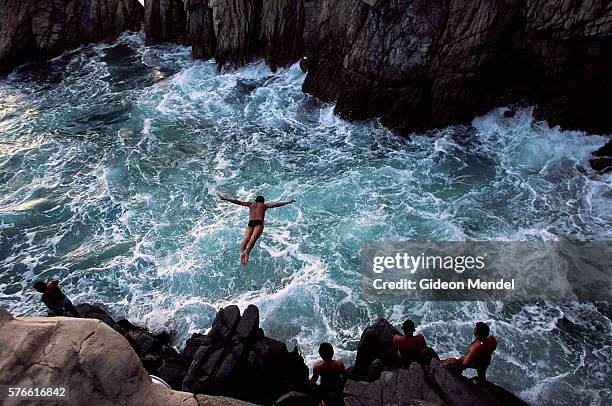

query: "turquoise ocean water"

left=0, top=32, right=610, bottom=404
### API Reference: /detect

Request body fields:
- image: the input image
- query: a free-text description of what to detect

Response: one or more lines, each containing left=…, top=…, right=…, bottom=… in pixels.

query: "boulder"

left=0, top=0, right=143, bottom=73
left=182, top=305, right=310, bottom=405
left=73, top=303, right=186, bottom=387
left=352, top=318, right=399, bottom=378
left=0, top=307, right=251, bottom=406
left=343, top=361, right=528, bottom=406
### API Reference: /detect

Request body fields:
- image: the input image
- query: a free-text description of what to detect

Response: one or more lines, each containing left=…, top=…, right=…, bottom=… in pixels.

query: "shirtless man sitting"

left=218, top=194, right=295, bottom=265
left=443, top=321, right=497, bottom=383
left=311, top=342, right=346, bottom=406
left=392, top=319, right=427, bottom=367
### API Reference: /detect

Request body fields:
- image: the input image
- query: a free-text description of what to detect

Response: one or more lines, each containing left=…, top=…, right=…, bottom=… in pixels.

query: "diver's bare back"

left=248, top=202, right=267, bottom=222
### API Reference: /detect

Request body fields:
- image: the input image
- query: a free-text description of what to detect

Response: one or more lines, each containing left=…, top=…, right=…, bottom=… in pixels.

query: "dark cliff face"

left=144, top=0, right=612, bottom=135
left=145, top=0, right=187, bottom=45
left=1, top=0, right=610, bottom=134
left=0, top=0, right=143, bottom=73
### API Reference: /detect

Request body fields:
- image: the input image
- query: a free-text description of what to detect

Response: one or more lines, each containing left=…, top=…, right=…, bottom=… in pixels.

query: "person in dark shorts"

left=392, top=319, right=427, bottom=367
left=218, top=194, right=295, bottom=265
left=33, top=280, right=80, bottom=317
left=443, top=321, right=497, bottom=383
left=310, top=342, right=346, bottom=406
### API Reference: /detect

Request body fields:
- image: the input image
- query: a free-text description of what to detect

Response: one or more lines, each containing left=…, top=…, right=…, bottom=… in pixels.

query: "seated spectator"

left=443, top=321, right=497, bottom=383
left=392, top=319, right=427, bottom=367
left=310, top=342, right=346, bottom=406
left=33, top=280, right=80, bottom=318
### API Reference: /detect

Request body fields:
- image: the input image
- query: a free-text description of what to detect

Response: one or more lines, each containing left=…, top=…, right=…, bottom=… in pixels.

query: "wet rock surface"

left=590, top=139, right=612, bottom=173
left=344, top=362, right=528, bottom=406
left=0, top=0, right=143, bottom=72
left=142, top=0, right=612, bottom=135
left=75, top=303, right=309, bottom=405
left=103, top=306, right=526, bottom=405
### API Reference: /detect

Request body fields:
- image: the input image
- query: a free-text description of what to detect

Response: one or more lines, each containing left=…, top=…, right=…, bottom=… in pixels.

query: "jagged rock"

left=260, top=0, right=305, bottom=71
left=0, top=0, right=143, bottom=73
left=185, top=0, right=216, bottom=59
left=145, top=0, right=188, bottom=45
left=593, top=140, right=612, bottom=157
left=212, top=0, right=264, bottom=70
left=0, top=307, right=251, bottom=406
left=73, top=303, right=185, bottom=387
left=140, top=0, right=612, bottom=134
left=182, top=305, right=309, bottom=405
left=74, top=303, right=122, bottom=331
left=344, top=361, right=528, bottom=406
left=589, top=157, right=612, bottom=173
left=353, top=319, right=399, bottom=373
left=4, top=303, right=527, bottom=405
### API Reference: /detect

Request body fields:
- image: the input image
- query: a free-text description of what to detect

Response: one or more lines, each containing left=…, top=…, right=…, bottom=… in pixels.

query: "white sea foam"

left=0, top=35, right=610, bottom=405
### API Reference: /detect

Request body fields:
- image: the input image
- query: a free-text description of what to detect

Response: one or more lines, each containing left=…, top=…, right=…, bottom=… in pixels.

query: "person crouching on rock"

left=310, top=342, right=346, bottom=406
left=442, top=321, right=497, bottom=383
left=33, top=280, right=80, bottom=317
left=392, top=319, right=427, bottom=367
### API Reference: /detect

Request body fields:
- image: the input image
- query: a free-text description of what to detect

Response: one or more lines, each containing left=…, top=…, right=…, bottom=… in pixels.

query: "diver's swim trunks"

left=247, top=219, right=264, bottom=228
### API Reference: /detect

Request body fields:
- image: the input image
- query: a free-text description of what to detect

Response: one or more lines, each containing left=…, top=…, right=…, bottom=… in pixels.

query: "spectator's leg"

left=65, top=303, right=81, bottom=317
left=63, top=297, right=81, bottom=318
left=477, top=367, right=487, bottom=383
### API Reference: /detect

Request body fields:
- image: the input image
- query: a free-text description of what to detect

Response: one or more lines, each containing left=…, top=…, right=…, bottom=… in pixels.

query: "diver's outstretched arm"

left=218, top=194, right=250, bottom=206
left=265, top=199, right=295, bottom=208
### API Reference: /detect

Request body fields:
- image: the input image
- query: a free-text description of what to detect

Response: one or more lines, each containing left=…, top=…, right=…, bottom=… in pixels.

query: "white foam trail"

left=0, top=34, right=610, bottom=405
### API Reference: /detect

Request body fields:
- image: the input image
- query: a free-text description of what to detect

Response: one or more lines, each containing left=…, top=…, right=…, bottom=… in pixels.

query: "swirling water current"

left=0, top=33, right=610, bottom=405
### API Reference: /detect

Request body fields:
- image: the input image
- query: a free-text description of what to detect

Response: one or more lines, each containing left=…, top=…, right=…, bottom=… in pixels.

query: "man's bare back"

left=248, top=201, right=267, bottom=221
left=218, top=194, right=295, bottom=265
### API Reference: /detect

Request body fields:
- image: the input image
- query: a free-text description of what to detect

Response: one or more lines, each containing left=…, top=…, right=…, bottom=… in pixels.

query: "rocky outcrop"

left=143, top=0, right=612, bottom=135
left=304, top=0, right=612, bottom=134
left=74, top=303, right=181, bottom=380
left=260, top=0, right=305, bottom=71
left=2, top=0, right=609, bottom=134
left=0, top=0, right=143, bottom=73
left=344, top=361, right=527, bottom=406
left=590, top=139, right=612, bottom=173
left=145, top=0, right=188, bottom=45
left=181, top=304, right=310, bottom=405
left=185, top=0, right=216, bottom=59
left=71, top=303, right=309, bottom=405
left=0, top=307, right=252, bottom=406
left=343, top=318, right=527, bottom=406
left=2, top=304, right=528, bottom=406
left=352, top=318, right=400, bottom=374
